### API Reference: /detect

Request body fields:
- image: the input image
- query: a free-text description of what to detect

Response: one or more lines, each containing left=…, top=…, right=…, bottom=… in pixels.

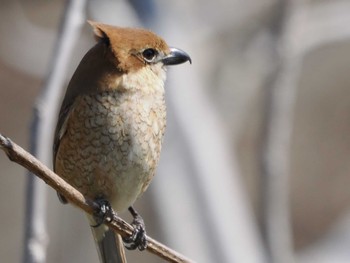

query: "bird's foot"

left=91, top=198, right=114, bottom=227
left=123, top=206, right=147, bottom=251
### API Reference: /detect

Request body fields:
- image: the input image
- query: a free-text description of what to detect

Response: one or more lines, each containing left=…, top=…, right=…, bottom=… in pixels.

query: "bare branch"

left=0, top=134, right=195, bottom=263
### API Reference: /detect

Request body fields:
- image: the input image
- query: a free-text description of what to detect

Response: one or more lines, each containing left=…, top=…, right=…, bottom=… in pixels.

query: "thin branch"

left=0, top=134, right=195, bottom=263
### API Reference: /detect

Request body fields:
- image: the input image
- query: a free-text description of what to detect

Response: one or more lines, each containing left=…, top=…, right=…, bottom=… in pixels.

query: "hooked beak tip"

left=162, top=47, right=192, bottom=66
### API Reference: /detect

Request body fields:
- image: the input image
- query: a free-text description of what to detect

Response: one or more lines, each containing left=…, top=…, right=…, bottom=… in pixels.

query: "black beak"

left=162, top=47, right=192, bottom=65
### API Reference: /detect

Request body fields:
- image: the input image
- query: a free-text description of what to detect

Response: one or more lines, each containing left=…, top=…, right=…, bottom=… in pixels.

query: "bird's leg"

left=91, top=198, right=114, bottom=227
left=123, top=206, right=147, bottom=250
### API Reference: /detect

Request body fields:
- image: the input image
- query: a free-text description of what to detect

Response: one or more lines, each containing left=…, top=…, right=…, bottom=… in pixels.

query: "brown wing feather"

left=53, top=103, right=73, bottom=171
left=53, top=100, right=76, bottom=204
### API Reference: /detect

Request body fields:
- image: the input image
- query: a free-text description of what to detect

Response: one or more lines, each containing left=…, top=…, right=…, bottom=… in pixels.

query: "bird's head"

left=88, top=21, right=191, bottom=74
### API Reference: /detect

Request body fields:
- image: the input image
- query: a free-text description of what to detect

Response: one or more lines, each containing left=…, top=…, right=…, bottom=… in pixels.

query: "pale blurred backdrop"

left=1, top=0, right=350, bottom=263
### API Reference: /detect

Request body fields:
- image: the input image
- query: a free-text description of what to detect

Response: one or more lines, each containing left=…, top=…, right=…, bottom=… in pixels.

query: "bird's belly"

left=55, top=92, right=166, bottom=212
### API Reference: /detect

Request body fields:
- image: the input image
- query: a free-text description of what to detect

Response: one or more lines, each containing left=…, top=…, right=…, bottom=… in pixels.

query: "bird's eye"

left=142, top=48, right=158, bottom=62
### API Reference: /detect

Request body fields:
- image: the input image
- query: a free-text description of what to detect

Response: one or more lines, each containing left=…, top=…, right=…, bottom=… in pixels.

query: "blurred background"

left=1, top=0, right=350, bottom=262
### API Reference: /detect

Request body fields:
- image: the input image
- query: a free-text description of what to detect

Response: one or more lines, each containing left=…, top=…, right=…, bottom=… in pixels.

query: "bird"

left=53, top=20, right=191, bottom=263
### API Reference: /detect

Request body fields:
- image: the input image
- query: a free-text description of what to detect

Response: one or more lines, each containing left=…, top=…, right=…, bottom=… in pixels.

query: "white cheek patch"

left=120, top=64, right=166, bottom=93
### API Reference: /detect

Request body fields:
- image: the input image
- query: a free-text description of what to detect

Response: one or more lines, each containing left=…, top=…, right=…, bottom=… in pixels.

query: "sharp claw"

left=91, top=198, right=114, bottom=227
left=123, top=208, right=148, bottom=250
left=123, top=222, right=147, bottom=250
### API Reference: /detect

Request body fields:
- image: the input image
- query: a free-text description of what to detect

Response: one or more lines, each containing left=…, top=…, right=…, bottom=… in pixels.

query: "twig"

left=0, top=134, right=195, bottom=263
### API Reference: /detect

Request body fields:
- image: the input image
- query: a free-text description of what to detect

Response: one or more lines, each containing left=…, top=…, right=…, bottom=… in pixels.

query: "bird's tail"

left=89, top=216, right=127, bottom=263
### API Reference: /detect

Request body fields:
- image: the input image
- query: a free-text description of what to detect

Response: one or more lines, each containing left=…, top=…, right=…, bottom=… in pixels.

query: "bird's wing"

left=53, top=101, right=74, bottom=171
left=53, top=99, right=77, bottom=204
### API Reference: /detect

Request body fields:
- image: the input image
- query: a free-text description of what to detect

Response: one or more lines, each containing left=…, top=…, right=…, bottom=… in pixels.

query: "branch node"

left=0, top=134, right=15, bottom=161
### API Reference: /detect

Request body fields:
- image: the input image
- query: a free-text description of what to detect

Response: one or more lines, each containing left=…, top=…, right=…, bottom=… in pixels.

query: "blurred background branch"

left=22, top=1, right=86, bottom=263
left=259, top=0, right=295, bottom=262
